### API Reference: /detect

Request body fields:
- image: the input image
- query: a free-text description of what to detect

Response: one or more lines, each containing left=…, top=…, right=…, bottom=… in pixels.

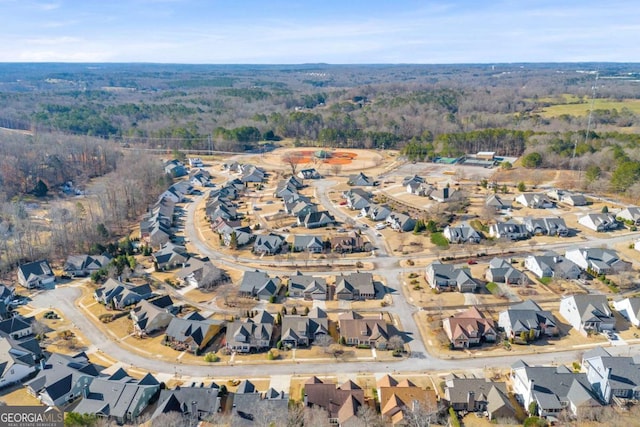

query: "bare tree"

left=387, top=335, right=405, bottom=352
left=304, top=406, right=331, bottom=427
left=353, top=404, right=384, bottom=427
left=282, top=152, right=303, bottom=176
left=314, top=334, right=334, bottom=353
left=149, top=411, right=190, bottom=427
left=330, top=164, right=342, bottom=177
left=401, top=400, right=439, bottom=427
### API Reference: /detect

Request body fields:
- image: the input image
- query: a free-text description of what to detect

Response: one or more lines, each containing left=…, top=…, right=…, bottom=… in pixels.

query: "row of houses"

left=403, top=174, right=460, bottom=202
left=343, top=188, right=417, bottom=232
left=512, top=346, right=640, bottom=420
left=445, top=292, right=639, bottom=351
left=426, top=246, right=630, bottom=293
left=238, top=270, right=377, bottom=301
left=274, top=175, right=337, bottom=229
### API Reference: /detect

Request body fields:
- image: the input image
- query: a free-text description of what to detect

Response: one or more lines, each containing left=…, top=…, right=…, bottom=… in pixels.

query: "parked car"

left=375, top=223, right=386, bottom=230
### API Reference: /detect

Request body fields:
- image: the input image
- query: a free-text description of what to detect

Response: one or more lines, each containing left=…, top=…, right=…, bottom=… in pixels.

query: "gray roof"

left=445, top=377, right=508, bottom=405
left=152, top=386, right=220, bottom=420
left=513, top=361, right=600, bottom=411
left=0, top=315, right=31, bottom=336
left=239, top=271, right=281, bottom=297
left=502, top=300, right=557, bottom=332
left=566, top=295, right=614, bottom=324
left=18, top=260, right=54, bottom=282
left=64, top=254, right=111, bottom=273
left=27, top=352, right=104, bottom=403
left=336, top=272, right=375, bottom=297
left=293, top=235, right=324, bottom=249
left=165, top=317, right=222, bottom=347
left=74, top=372, right=159, bottom=420
left=253, top=233, right=285, bottom=253
left=288, top=272, right=327, bottom=294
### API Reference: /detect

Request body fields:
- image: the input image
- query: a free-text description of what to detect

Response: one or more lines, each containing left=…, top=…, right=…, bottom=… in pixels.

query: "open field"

left=539, top=98, right=640, bottom=118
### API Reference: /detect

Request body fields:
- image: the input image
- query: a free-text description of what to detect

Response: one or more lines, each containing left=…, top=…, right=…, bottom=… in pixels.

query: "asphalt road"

left=36, top=172, right=640, bottom=382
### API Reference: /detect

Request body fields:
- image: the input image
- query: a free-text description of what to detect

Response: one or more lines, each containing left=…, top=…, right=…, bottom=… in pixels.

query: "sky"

left=0, top=0, right=639, bottom=64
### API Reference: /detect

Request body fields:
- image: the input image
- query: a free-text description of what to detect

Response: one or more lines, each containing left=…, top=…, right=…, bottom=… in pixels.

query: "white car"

left=375, top=223, right=386, bottom=230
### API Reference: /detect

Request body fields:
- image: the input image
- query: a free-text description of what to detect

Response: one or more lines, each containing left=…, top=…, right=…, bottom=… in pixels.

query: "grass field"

left=539, top=98, right=640, bottom=117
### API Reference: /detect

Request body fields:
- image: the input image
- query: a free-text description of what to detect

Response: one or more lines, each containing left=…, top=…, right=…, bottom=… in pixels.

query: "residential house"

left=152, top=242, right=189, bottom=271
left=485, top=194, right=511, bottom=212
left=335, top=272, right=375, bottom=300
left=565, top=247, right=631, bottom=275
left=524, top=251, right=581, bottom=280
left=292, top=235, right=325, bottom=253
left=63, top=254, right=111, bottom=278
left=0, top=336, right=41, bottom=389
left=253, top=233, right=285, bottom=255
left=285, top=198, right=317, bottom=218
left=225, top=311, right=274, bottom=353
left=94, top=279, right=153, bottom=310
left=238, top=271, right=281, bottom=300
left=143, top=222, right=171, bottom=249
left=240, top=165, right=267, bottom=183
left=364, top=203, right=392, bottom=222
left=562, top=192, right=588, bottom=207
left=0, top=284, right=14, bottom=320
left=331, top=231, right=371, bottom=253
left=210, top=216, right=241, bottom=234
left=511, top=360, right=601, bottom=419
left=205, top=198, right=238, bottom=222
left=0, top=315, right=33, bottom=339
left=402, top=175, right=425, bottom=187
left=299, top=211, right=335, bottom=229
left=425, top=261, right=477, bottom=293
left=151, top=385, right=220, bottom=423
left=582, top=346, right=640, bottom=404
left=406, top=181, right=434, bottom=197
left=17, top=260, right=55, bottom=289
left=131, top=296, right=176, bottom=336
left=442, top=307, right=497, bottom=349
left=338, top=311, right=399, bottom=349
left=348, top=172, right=376, bottom=187
left=486, top=258, right=528, bottom=285
left=560, top=295, right=615, bottom=335
left=489, top=220, right=529, bottom=241
left=377, top=375, right=439, bottom=425
left=165, top=315, right=224, bottom=354
left=498, top=300, right=559, bottom=340
left=164, top=159, right=186, bottom=177
left=230, top=380, right=288, bottom=425
left=175, top=257, right=228, bottom=289
left=444, top=375, right=514, bottom=421
left=281, top=307, right=329, bottom=347
left=515, top=193, right=554, bottom=209
left=443, top=222, right=482, bottom=244
left=386, top=212, right=416, bottom=232
left=617, top=207, right=640, bottom=226
left=304, top=377, right=365, bottom=426
left=26, top=352, right=104, bottom=407
left=344, top=188, right=371, bottom=210
left=578, top=213, right=619, bottom=232
left=188, top=157, right=203, bottom=167
left=222, top=226, right=254, bottom=248
left=430, top=187, right=457, bottom=203
left=288, top=272, right=328, bottom=300
left=523, top=217, right=569, bottom=237
left=73, top=370, right=160, bottom=425
left=298, top=168, right=321, bottom=179
left=274, top=179, right=301, bottom=199
left=613, top=297, right=640, bottom=327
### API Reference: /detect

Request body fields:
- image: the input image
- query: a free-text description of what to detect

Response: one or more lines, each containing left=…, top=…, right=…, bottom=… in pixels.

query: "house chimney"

left=83, top=385, right=89, bottom=399
left=191, top=401, right=198, bottom=420
left=467, top=391, right=475, bottom=410
left=39, top=359, right=45, bottom=370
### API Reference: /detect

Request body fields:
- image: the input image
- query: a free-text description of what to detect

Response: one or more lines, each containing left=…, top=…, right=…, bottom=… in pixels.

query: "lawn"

left=485, top=282, right=499, bottom=295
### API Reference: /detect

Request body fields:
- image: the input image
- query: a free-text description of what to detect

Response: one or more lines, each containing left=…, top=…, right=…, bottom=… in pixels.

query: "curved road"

left=40, top=169, right=640, bottom=382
